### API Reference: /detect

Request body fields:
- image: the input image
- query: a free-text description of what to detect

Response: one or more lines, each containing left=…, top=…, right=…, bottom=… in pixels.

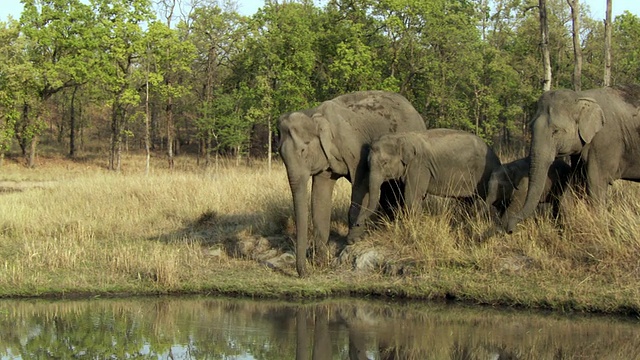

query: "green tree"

left=144, top=20, right=195, bottom=169
left=326, top=22, right=382, bottom=94
left=188, top=3, right=246, bottom=167
left=612, top=11, right=640, bottom=84
left=228, top=1, right=321, bottom=165
left=408, top=0, right=483, bottom=130
left=92, top=0, right=154, bottom=171
left=237, top=1, right=319, bottom=114
left=0, top=19, right=22, bottom=165
left=18, top=0, right=96, bottom=166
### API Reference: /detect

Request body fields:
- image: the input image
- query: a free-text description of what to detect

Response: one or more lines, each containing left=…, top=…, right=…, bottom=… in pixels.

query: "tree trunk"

left=18, top=102, right=29, bottom=157
left=57, top=102, right=64, bottom=144
left=205, top=136, right=211, bottom=167
left=145, top=59, right=151, bottom=176
left=28, top=134, right=37, bottom=168
left=164, top=1, right=175, bottom=171
left=567, top=0, right=582, bottom=91
left=69, top=85, right=78, bottom=158
left=109, top=105, right=117, bottom=171
left=109, top=104, right=124, bottom=171
left=539, top=0, right=552, bottom=91
left=603, top=0, right=613, bottom=86
left=166, top=96, right=174, bottom=170
left=267, top=117, right=272, bottom=173
left=116, top=137, right=122, bottom=172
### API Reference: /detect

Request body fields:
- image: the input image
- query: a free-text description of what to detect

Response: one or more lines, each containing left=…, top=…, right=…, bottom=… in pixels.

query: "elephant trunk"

left=287, top=171, right=311, bottom=276
left=485, top=174, right=500, bottom=208
left=506, top=137, right=554, bottom=234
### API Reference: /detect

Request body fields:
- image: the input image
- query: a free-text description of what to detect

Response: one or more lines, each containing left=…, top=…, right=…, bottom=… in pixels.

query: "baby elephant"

left=486, top=157, right=571, bottom=226
left=347, top=129, right=502, bottom=242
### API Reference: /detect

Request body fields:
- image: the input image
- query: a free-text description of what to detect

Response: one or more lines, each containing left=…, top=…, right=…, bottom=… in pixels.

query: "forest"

left=0, top=0, right=639, bottom=170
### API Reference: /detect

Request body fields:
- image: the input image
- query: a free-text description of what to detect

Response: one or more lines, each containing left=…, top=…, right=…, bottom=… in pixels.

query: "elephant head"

left=486, top=165, right=516, bottom=213
left=506, top=90, right=605, bottom=233
left=278, top=102, right=351, bottom=276
left=347, top=134, right=417, bottom=242
left=486, top=158, right=530, bottom=224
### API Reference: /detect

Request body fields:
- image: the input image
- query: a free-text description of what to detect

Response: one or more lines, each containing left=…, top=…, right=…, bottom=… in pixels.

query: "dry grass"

left=0, top=153, right=302, bottom=293
left=0, top=152, right=639, bottom=314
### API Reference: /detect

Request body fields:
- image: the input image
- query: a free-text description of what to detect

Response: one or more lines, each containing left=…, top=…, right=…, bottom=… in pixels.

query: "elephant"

left=347, top=129, right=502, bottom=242
left=506, top=85, right=640, bottom=233
left=278, top=90, right=426, bottom=276
left=486, top=157, right=571, bottom=227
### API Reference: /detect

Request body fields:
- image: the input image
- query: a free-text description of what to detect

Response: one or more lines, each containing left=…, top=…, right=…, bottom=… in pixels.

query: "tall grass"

left=1, top=153, right=639, bottom=313
left=0, top=154, right=304, bottom=293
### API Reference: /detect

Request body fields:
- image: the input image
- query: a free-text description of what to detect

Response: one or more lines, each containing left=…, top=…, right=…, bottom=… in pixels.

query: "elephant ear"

left=576, top=97, right=605, bottom=144
left=313, top=103, right=348, bottom=174
left=398, top=135, right=419, bottom=166
left=285, top=112, right=314, bottom=156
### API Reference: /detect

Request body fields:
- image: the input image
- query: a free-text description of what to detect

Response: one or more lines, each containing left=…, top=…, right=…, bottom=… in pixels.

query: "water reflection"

left=0, top=296, right=638, bottom=359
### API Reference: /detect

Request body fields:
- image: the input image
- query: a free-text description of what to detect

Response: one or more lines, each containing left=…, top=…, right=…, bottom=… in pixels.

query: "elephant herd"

left=278, top=87, right=640, bottom=277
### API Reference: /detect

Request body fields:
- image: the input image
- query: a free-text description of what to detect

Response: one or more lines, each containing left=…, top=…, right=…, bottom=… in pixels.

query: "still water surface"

left=0, top=296, right=638, bottom=359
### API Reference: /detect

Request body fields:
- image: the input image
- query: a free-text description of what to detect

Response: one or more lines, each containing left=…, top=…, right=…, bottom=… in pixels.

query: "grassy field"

left=1, top=152, right=640, bottom=316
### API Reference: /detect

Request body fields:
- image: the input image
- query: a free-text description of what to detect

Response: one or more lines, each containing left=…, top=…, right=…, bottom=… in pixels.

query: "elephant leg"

left=346, top=179, right=371, bottom=244
left=311, top=171, right=336, bottom=265
left=348, top=180, right=369, bottom=229
left=569, top=154, right=588, bottom=197
left=585, top=160, right=608, bottom=207
left=404, top=172, right=428, bottom=215
left=549, top=197, right=560, bottom=218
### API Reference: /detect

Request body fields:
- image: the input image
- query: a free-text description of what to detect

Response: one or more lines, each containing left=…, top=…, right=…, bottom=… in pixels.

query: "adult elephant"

left=278, top=91, right=426, bottom=276
left=506, top=85, right=640, bottom=233
left=348, top=129, right=502, bottom=242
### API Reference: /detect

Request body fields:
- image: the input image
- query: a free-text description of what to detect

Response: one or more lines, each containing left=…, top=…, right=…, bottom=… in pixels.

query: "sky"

left=0, top=0, right=639, bottom=23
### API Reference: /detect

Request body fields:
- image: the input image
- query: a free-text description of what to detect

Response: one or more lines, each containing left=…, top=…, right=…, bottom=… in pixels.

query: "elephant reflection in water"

left=295, top=306, right=371, bottom=360
left=295, top=306, right=331, bottom=360
left=294, top=305, right=421, bottom=360
left=293, top=305, right=525, bottom=360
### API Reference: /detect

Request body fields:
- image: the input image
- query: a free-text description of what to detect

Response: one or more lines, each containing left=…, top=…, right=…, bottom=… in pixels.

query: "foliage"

left=0, top=20, right=21, bottom=157
left=613, top=11, right=640, bottom=84
left=0, top=0, right=639, bottom=159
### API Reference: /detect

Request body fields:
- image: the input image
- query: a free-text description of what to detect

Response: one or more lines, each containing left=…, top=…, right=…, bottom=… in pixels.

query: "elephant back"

left=330, top=91, right=426, bottom=137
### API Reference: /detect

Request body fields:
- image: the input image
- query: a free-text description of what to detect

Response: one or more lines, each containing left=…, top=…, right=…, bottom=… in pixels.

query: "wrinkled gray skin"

left=348, top=129, right=501, bottom=242
left=486, top=157, right=571, bottom=227
left=506, top=85, right=640, bottom=233
left=278, top=91, right=426, bottom=276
